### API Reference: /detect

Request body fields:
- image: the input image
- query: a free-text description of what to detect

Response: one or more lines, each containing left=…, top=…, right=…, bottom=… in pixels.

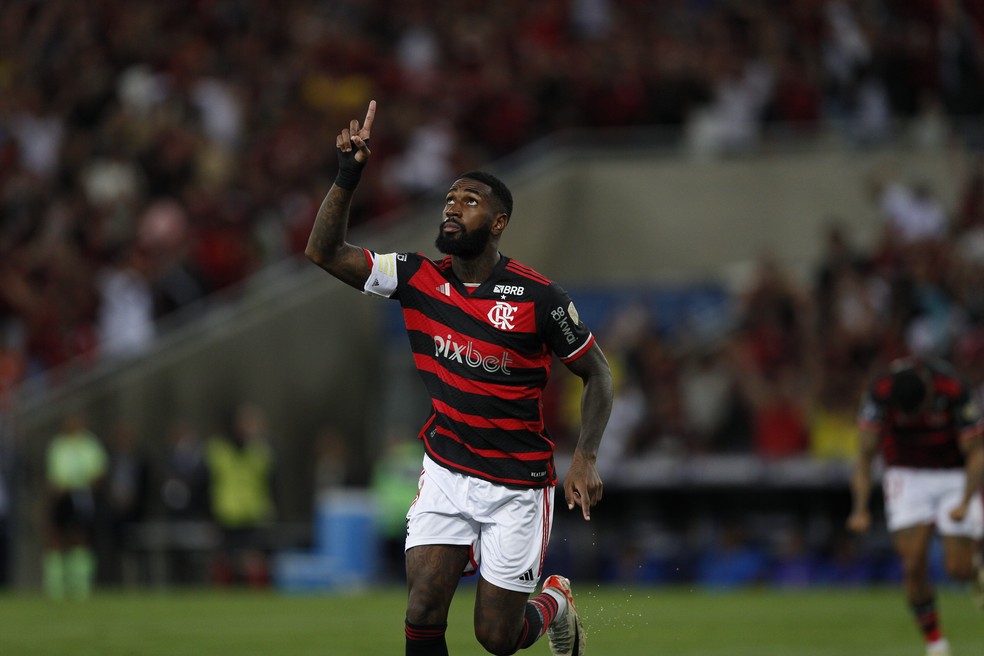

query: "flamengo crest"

left=487, top=302, right=517, bottom=330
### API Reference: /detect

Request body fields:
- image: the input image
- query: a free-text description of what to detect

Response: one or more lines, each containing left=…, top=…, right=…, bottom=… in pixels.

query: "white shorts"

left=882, top=467, right=984, bottom=538
left=405, top=455, right=555, bottom=593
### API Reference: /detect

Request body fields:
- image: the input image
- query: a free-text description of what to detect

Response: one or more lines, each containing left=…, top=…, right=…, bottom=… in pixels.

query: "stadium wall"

left=501, top=142, right=957, bottom=285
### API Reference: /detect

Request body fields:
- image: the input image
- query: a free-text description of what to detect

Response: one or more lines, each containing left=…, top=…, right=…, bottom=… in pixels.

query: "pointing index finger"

left=363, top=100, right=376, bottom=135
left=579, top=488, right=592, bottom=521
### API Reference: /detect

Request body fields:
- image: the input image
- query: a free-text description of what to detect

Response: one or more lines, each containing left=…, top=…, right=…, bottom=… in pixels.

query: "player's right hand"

left=845, top=510, right=870, bottom=534
left=337, top=100, right=375, bottom=163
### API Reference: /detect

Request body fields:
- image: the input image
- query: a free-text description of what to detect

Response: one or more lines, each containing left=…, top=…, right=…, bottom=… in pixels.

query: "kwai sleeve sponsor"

left=541, top=282, right=593, bottom=362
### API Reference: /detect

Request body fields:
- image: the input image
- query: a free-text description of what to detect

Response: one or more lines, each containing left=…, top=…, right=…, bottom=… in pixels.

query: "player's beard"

left=435, top=220, right=492, bottom=258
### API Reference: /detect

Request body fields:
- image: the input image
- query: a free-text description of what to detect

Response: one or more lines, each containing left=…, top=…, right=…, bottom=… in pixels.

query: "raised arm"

left=561, top=342, right=614, bottom=520
left=305, top=100, right=377, bottom=290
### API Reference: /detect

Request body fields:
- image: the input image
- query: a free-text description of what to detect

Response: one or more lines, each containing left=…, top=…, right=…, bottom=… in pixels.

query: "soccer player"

left=847, top=357, right=984, bottom=656
left=305, top=101, right=613, bottom=656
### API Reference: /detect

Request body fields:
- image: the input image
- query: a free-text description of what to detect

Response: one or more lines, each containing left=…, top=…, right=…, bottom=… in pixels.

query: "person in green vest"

left=370, top=431, right=424, bottom=581
left=205, top=402, right=275, bottom=587
left=43, top=412, right=108, bottom=600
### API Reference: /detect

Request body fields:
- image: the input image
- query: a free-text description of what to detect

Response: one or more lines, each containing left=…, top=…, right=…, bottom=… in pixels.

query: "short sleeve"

left=542, top=283, right=594, bottom=362
left=955, top=391, right=984, bottom=443
left=856, top=389, right=884, bottom=432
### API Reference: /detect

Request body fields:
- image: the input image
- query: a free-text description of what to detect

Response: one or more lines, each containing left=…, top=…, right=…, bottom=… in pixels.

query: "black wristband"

left=334, top=139, right=368, bottom=191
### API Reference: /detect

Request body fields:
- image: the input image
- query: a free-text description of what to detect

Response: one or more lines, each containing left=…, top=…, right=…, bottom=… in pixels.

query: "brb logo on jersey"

left=493, top=284, right=524, bottom=297
left=487, top=302, right=518, bottom=330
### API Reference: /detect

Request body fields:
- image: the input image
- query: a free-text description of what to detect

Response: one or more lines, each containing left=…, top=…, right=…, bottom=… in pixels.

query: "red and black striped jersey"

left=363, top=250, right=595, bottom=488
left=857, top=358, right=984, bottom=469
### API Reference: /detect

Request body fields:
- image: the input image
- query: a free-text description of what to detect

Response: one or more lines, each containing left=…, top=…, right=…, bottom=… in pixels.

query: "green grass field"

left=0, top=585, right=978, bottom=655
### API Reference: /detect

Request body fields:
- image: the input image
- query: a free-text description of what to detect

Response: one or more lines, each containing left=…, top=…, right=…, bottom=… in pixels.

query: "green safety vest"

left=206, top=437, right=273, bottom=527
left=47, top=431, right=108, bottom=491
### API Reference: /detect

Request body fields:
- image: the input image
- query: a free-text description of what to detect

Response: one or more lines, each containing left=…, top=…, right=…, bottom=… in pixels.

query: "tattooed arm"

left=304, top=101, right=376, bottom=290
left=561, top=342, right=614, bottom=521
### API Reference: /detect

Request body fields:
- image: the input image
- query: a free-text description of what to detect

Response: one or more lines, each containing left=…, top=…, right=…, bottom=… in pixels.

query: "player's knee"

left=405, top=597, right=448, bottom=626
left=943, top=558, right=975, bottom=581
left=898, top=553, right=928, bottom=578
left=474, top=626, right=518, bottom=656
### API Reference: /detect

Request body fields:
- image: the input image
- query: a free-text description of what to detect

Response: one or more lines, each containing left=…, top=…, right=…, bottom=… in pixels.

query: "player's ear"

left=492, top=213, right=509, bottom=235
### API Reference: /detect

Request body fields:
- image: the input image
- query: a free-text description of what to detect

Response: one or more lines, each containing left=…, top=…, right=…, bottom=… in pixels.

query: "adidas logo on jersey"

left=436, top=282, right=451, bottom=296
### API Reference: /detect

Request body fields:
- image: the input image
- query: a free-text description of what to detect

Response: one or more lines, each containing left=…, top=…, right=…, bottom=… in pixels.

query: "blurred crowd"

left=545, top=158, right=984, bottom=468
left=4, top=0, right=984, bottom=397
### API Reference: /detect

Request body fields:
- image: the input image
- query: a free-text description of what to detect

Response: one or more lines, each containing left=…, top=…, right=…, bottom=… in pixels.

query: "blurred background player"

left=847, top=357, right=984, bottom=656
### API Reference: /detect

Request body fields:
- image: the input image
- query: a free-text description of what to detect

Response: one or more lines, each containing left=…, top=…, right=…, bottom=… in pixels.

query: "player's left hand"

left=564, top=449, right=603, bottom=521
left=948, top=501, right=969, bottom=522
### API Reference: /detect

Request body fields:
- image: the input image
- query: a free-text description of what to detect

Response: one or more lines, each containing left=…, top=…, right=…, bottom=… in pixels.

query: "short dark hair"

left=458, top=170, right=513, bottom=218
left=889, top=368, right=927, bottom=413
